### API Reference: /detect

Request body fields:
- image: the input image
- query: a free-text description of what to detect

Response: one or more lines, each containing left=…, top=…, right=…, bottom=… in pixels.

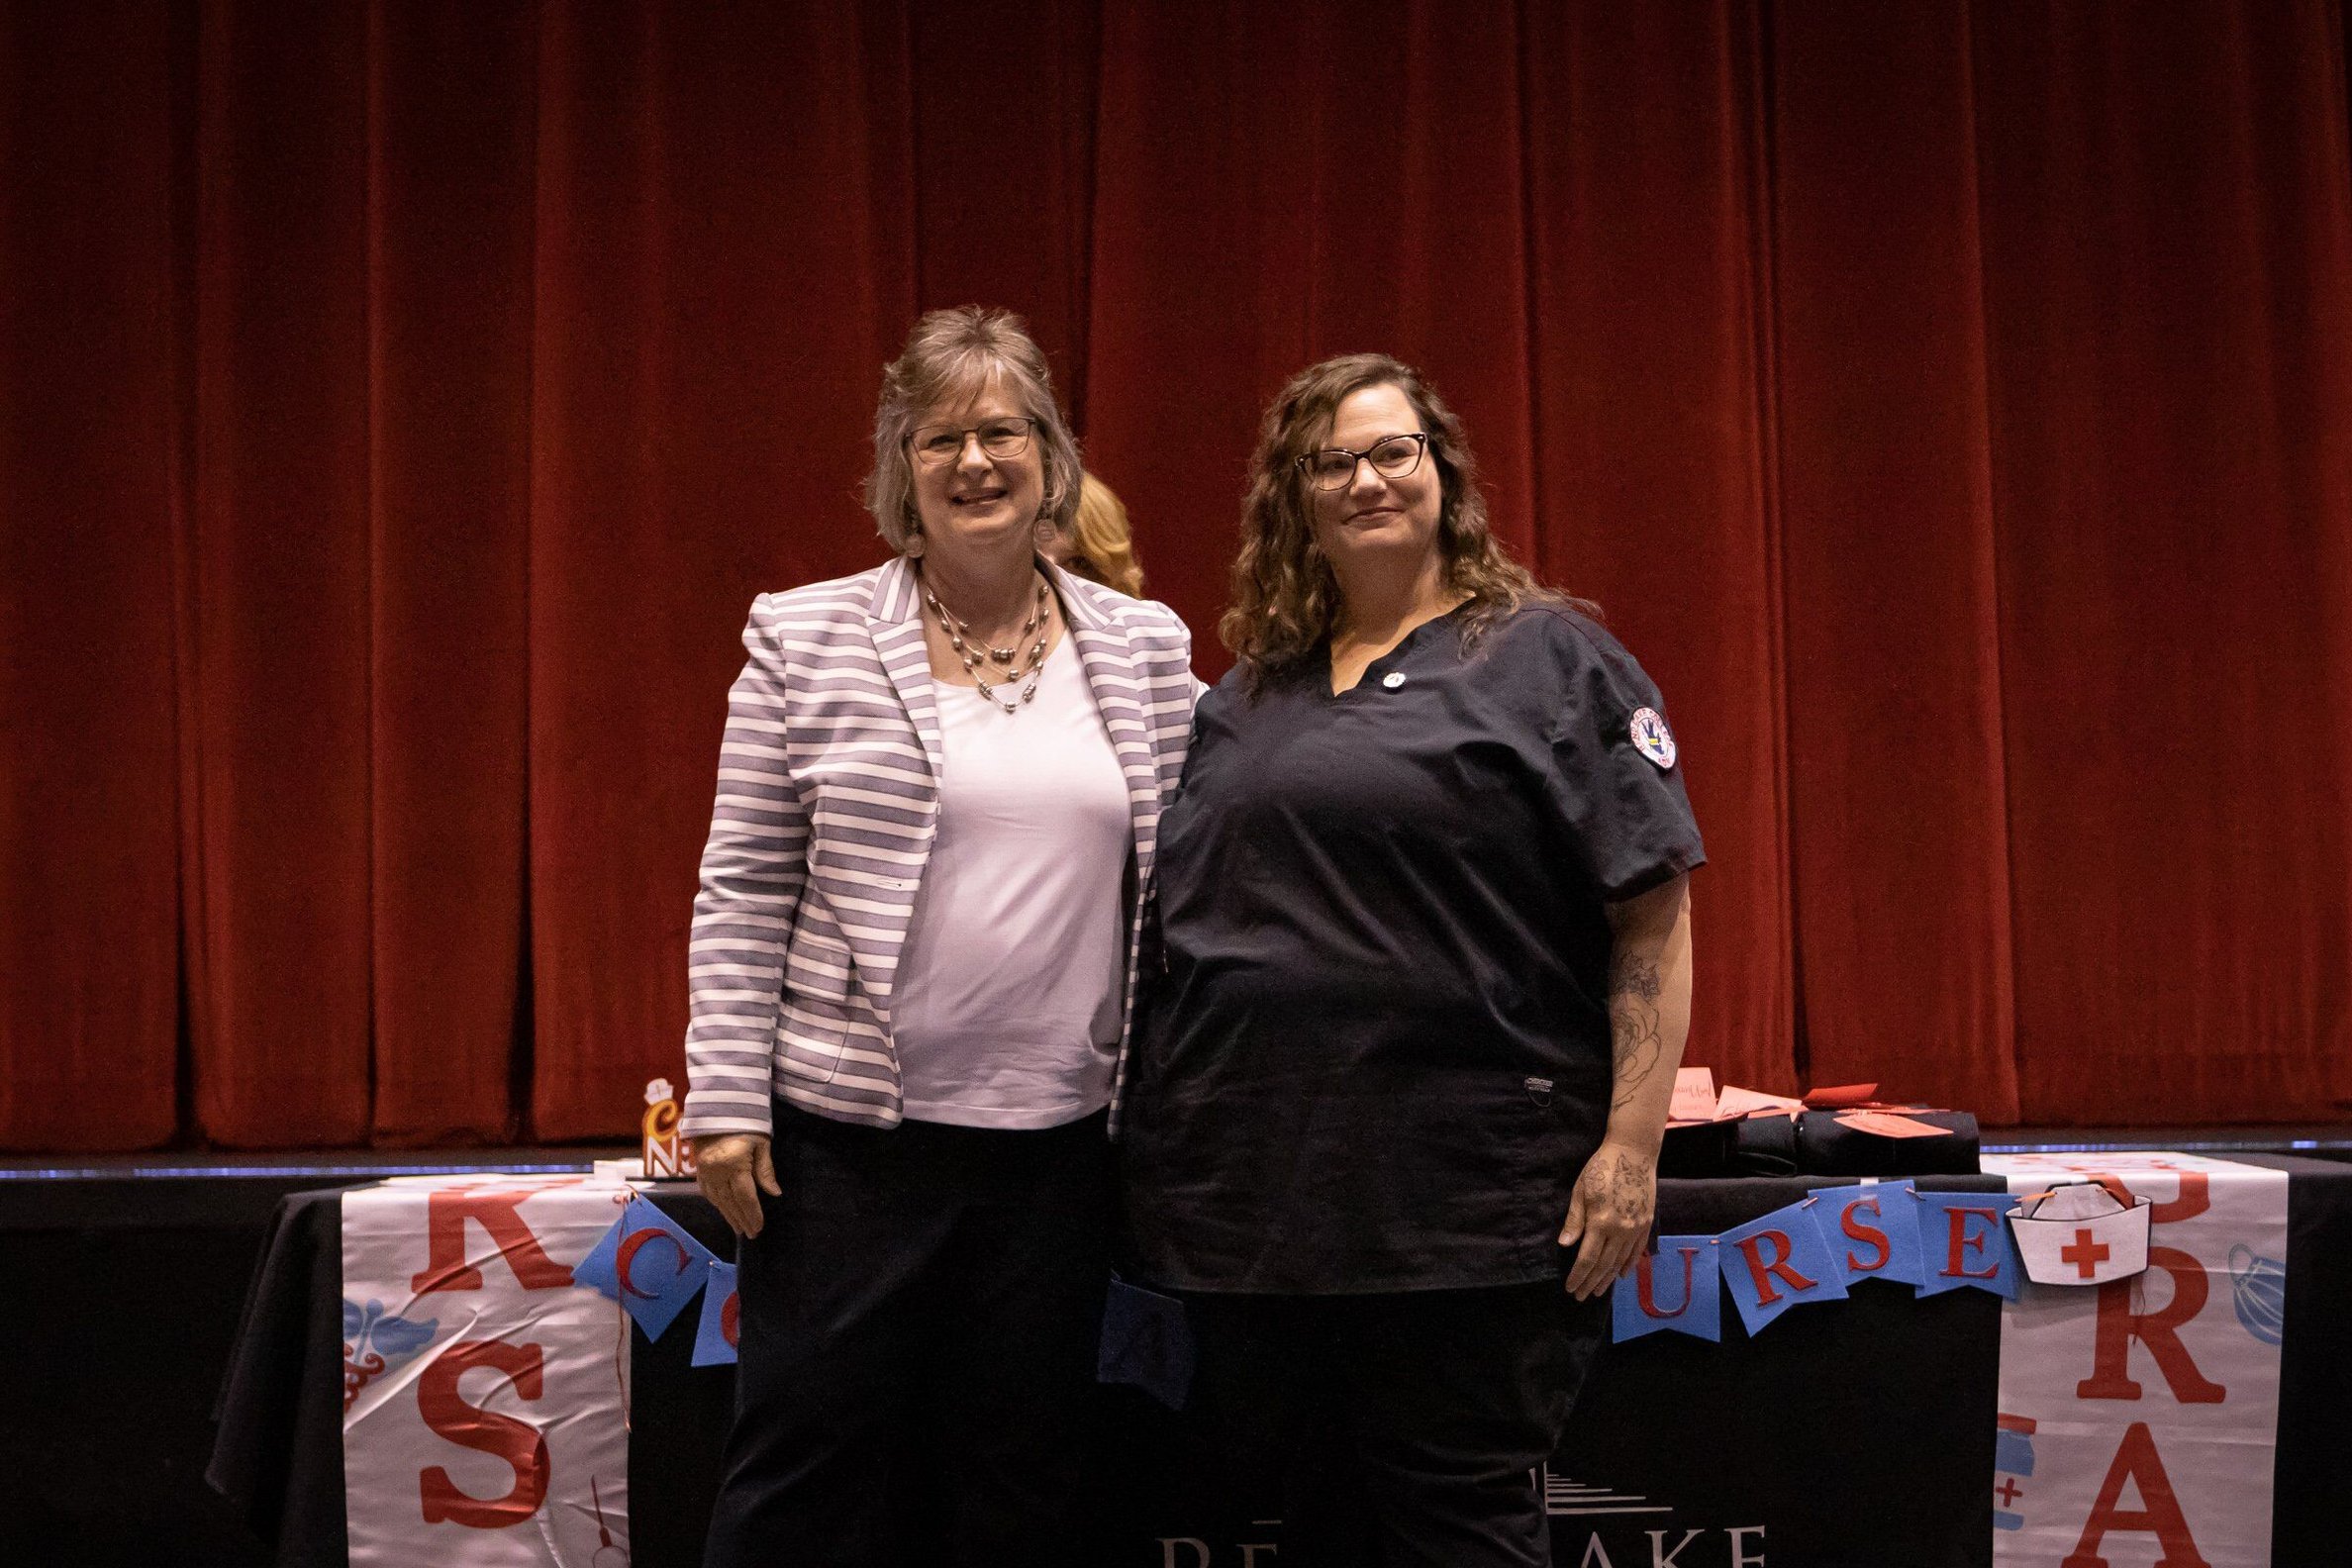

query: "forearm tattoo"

left=1608, top=950, right=1665, bottom=1112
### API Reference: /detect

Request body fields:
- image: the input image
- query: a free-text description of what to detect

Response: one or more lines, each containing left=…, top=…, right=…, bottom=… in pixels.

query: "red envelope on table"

left=1833, top=1109, right=1952, bottom=1139
left=1802, top=1082, right=1880, bottom=1110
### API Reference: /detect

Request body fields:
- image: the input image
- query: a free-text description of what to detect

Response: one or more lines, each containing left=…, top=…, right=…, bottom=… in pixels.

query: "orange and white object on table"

left=640, top=1077, right=695, bottom=1179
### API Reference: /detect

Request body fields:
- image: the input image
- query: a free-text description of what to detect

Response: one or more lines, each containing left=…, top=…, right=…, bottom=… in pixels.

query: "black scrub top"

left=1121, top=601, right=1705, bottom=1294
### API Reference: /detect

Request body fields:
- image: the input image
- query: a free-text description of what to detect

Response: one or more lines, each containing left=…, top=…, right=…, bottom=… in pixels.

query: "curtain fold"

left=3, top=1, right=2349, bottom=1149
left=908, top=0, right=1101, bottom=413
left=1083, top=0, right=1325, bottom=641
left=1770, top=0, right=2019, bottom=1117
left=0, top=1, right=182, bottom=1149
left=186, top=0, right=374, bottom=1145
left=362, top=0, right=538, bottom=1145
left=1519, top=0, right=1796, bottom=1096
left=1972, top=0, right=2352, bottom=1122
left=524, top=0, right=914, bottom=1140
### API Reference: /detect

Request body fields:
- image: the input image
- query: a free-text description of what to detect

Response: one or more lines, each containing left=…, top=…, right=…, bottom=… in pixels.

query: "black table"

left=209, top=1158, right=2352, bottom=1567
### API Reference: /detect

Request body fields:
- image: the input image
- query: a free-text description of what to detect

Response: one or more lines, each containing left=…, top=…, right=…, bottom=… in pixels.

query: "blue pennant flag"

left=1914, top=1191, right=2022, bottom=1299
left=1719, top=1199, right=1848, bottom=1334
left=1808, top=1181, right=1924, bottom=1288
left=573, top=1196, right=716, bottom=1340
left=1613, top=1236, right=1721, bottom=1342
left=1099, top=1278, right=1196, bottom=1410
left=692, top=1261, right=740, bottom=1366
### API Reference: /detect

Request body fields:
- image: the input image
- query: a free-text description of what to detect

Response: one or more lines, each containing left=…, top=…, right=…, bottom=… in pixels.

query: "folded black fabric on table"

left=1662, top=1109, right=1981, bottom=1178
left=1796, top=1110, right=1980, bottom=1176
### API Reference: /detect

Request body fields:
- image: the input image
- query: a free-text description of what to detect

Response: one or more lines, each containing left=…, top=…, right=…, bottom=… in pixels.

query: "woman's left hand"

left=1559, top=1138, right=1658, bottom=1301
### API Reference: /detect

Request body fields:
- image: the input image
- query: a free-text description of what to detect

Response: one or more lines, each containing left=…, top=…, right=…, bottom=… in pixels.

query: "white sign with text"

left=1986, top=1152, right=2287, bottom=1568
left=342, top=1175, right=636, bottom=1567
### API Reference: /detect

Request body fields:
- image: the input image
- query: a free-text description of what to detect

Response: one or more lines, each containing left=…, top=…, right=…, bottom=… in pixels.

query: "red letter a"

left=2059, top=1421, right=2210, bottom=1568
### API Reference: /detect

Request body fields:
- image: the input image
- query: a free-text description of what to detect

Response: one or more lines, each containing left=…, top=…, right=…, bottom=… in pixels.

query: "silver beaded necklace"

left=922, top=570, right=1053, bottom=715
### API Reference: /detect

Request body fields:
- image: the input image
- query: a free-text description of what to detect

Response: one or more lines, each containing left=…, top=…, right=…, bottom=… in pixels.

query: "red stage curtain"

left=1517, top=0, right=1796, bottom=1097
left=0, top=1, right=181, bottom=1150
left=184, top=1, right=376, bottom=1145
left=523, top=2, right=913, bottom=1141
left=363, top=1, right=537, bottom=1145
left=1971, top=2, right=2352, bottom=1122
left=3, top=1, right=2349, bottom=1149
left=1770, top=0, right=2020, bottom=1118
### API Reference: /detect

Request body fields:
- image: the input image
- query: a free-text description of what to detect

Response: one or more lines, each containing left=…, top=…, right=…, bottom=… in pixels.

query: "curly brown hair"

left=1223, top=353, right=1569, bottom=688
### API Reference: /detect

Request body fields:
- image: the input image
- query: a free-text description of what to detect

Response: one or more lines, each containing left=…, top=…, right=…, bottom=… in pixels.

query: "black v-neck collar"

left=1319, top=600, right=1474, bottom=697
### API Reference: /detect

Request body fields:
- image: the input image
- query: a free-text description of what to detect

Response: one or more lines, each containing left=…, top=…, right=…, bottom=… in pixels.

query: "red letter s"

left=417, top=1339, right=549, bottom=1526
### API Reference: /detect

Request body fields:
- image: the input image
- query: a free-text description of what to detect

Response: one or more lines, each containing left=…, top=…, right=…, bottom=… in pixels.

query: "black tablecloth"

left=209, top=1158, right=2352, bottom=1568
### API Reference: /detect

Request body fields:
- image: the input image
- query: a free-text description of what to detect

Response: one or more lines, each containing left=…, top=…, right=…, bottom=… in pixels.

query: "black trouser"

left=1185, top=1283, right=1609, bottom=1568
left=703, top=1104, right=1112, bottom=1568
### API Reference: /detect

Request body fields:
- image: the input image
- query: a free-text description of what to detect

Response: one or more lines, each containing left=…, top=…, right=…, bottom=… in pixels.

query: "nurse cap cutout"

left=1629, top=707, right=1678, bottom=770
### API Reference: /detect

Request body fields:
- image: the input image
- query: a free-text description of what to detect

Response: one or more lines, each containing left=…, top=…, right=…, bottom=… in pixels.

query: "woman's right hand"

left=692, top=1132, right=781, bottom=1238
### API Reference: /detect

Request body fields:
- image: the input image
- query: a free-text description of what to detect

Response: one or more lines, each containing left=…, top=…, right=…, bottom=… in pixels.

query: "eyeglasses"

left=908, top=417, right=1035, bottom=466
left=1297, top=432, right=1428, bottom=491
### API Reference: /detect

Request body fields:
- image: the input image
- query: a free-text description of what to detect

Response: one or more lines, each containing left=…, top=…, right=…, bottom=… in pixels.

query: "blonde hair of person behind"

left=1223, top=352, right=1566, bottom=690
left=864, top=306, right=1084, bottom=552
left=1065, top=474, right=1147, bottom=598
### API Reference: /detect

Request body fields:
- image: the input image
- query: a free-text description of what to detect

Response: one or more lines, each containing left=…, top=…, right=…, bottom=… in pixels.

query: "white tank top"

left=889, top=633, right=1133, bottom=1128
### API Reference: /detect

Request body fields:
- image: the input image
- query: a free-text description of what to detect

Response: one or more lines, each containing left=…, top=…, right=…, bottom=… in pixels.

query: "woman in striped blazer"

left=684, top=307, right=1196, bottom=1568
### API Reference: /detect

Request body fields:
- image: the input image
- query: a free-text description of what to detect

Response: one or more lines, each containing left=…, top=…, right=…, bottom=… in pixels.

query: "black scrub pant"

left=703, top=1103, right=1112, bottom=1568
left=1185, top=1283, right=1609, bottom=1568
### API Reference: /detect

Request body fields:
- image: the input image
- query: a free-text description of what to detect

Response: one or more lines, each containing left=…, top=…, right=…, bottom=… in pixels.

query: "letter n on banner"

left=1983, top=1153, right=2288, bottom=1568
left=343, top=1176, right=635, bottom=1566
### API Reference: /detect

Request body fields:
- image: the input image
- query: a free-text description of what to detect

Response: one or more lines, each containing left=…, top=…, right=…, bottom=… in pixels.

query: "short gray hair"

left=864, top=307, right=1083, bottom=552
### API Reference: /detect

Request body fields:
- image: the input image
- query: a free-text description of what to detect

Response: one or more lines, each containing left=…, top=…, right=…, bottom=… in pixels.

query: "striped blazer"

left=678, top=554, right=1196, bottom=1137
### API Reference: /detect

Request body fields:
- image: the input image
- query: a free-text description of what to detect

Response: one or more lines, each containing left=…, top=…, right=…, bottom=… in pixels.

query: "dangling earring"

left=904, top=518, right=926, bottom=558
left=1033, top=513, right=1058, bottom=550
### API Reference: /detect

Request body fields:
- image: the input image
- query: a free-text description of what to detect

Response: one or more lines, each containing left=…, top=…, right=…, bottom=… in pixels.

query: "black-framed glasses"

left=1297, top=432, right=1428, bottom=491
left=908, top=416, right=1035, bottom=466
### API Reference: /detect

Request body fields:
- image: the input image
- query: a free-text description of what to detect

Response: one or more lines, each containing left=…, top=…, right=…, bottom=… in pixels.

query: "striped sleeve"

left=679, top=597, right=809, bottom=1140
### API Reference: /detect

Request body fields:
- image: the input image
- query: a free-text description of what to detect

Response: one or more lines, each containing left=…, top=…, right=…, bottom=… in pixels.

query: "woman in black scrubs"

left=1122, top=353, right=1703, bottom=1567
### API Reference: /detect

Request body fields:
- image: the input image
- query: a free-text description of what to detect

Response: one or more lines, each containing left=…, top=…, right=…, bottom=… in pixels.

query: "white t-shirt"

left=889, top=633, right=1133, bottom=1128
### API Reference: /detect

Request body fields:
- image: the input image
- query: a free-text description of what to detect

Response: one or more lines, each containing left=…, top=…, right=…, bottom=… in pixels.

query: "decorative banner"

left=1613, top=1236, right=1721, bottom=1342
left=1718, top=1199, right=1848, bottom=1334
left=572, top=1196, right=716, bottom=1340
left=1808, top=1180, right=1924, bottom=1288
left=1610, top=1183, right=2022, bottom=1342
left=1985, top=1152, right=2290, bottom=1568
left=1913, top=1191, right=2022, bottom=1300
left=692, top=1262, right=740, bottom=1367
left=342, top=1175, right=636, bottom=1568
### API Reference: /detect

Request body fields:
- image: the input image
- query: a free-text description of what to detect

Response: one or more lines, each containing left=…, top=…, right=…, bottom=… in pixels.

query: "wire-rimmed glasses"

left=1297, top=432, right=1428, bottom=491
left=909, top=417, right=1035, bottom=466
